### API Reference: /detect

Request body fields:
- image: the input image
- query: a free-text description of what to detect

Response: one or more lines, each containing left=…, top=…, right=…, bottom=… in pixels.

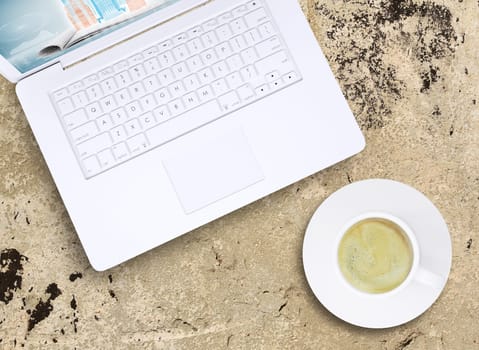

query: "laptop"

left=0, top=0, right=365, bottom=270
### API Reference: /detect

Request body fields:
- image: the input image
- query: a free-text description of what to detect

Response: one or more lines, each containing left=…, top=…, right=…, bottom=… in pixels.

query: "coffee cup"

left=334, top=211, right=444, bottom=297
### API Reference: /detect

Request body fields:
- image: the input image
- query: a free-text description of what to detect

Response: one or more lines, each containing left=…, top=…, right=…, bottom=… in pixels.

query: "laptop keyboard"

left=51, top=0, right=302, bottom=178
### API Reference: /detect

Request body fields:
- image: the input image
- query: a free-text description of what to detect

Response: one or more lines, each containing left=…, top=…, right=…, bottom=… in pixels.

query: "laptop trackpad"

left=163, top=129, right=264, bottom=214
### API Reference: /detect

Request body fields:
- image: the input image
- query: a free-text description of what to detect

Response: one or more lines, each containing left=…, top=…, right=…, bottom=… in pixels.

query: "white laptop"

left=1, top=0, right=365, bottom=270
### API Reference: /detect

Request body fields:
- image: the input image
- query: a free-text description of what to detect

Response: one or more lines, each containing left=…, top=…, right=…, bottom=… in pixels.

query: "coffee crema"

left=338, top=218, right=414, bottom=294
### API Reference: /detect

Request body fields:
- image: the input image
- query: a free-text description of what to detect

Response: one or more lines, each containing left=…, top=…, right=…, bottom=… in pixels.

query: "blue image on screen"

left=0, top=0, right=179, bottom=74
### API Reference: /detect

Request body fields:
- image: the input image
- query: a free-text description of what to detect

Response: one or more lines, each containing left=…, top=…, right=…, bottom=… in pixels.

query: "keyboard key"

left=100, top=78, right=117, bottom=94
left=244, top=28, right=262, bottom=46
left=216, top=24, right=233, bottom=42
left=127, top=133, right=149, bottom=154
left=212, top=60, right=229, bottom=77
left=203, top=19, right=218, bottom=31
left=255, top=50, right=294, bottom=75
left=140, top=94, right=156, bottom=111
left=158, top=51, right=174, bottom=66
left=125, top=118, right=142, bottom=136
left=57, top=98, right=75, bottom=115
left=230, top=35, right=248, bottom=52
left=246, top=1, right=260, bottom=10
left=200, top=49, right=217, bottom=65
left=112, top=142, right=129, bottom=161
left=143, top=46, right=159, bottom=58
left=154, top=88, right=171, bottom=104
left=198, top=67, right=215, bottom=85
left=212, top=78, right=229, bottom=95
left=64, top=109, right=88, bottom=129
left=266, top=71, right=280, bottom=83
left=83, top=156, right=101, bottom=177
left=139, top=112, right=156, bottom=129
left=173, top=44, right=189, bottom=61
left=237, top=84, right=256, bottom=102
left=168, top=81, right=186, bottom=98
left=99, top=67, right=115, bottom=79
left=158, top=68, right=176, bottom=86
left=241, top=47, right=258, bottom=64
left=111, top=108, right=128, bottom=125
left=226, top=71, right=243, bottom=89
left=255, top=36, right=282, bottom=58
left=183, top=92, right=200, bottom=109
left=232, top=5, right=248, bottom=18
left=112, top=60, right=129, bottom=72
left=86, top=102, right=103, bottom=119
left=72, top=91, right=89, bottom=108
left=168, top=99, right=185, bottom=116
left=230, top=18, right=247, bottom=34
left=96, top=114, right=113, bottom=132
left=52, top=88, right=69, bottom=101
left=244, top=8, right=268, bottom=27
left=128, top=54, right=144, bottom=65
left=218, top=12, right=234, bottom=25
left=83, top=74, right=99, bottom=86
left=255, top=84, right=269, bottom=96
left=201, top=31, right=219, bottom=47
left=184, top=74, right=201, bottom=91
left=153, top=105, right=171, bottom=123
left=188, top=26, right=203, bottom=38
left=129, top=64, right=147, bottom=80
left=129, top=82, right=146, bottom=99
left=125, top=101, right=142, bottom=119
left=283, top=71, right=299, bottom=83
left=270, top=79, right=284, bottom=90
left=100, top=95, right=117, bottom=113
left=218, top=91, right=241, bottom=111
left=71, top=121, right=99, bottom=143
left=186, top=55, right=203, bottom=72
left=240, top=65, right=258, bottom=81
left=216, top=42, right=233, bottom=59
left=77, top=133, right=111, bottom=158
left=226, top=54, right=243, bottom=70
left=86, top=84, right=104, bottom=100
left=197, top=85, right=214, bottom=102
left=258, top=21, right=275, bottom=38
left=115, top=71, right=132, bottom=88
left=98, top=149, right=115, bottom=168
left=114, top=89, right=131, bottom=105
left=158, top=39, right=172, bottom=51
left=172, top=62, right=189, bottom=79
left=144, top=58, right=161, bottom=75
left=111, top=126, right=128, bottom=143
left=144, top=75, right=160, bottom=93
left=68, top=81, right=84, bottom=95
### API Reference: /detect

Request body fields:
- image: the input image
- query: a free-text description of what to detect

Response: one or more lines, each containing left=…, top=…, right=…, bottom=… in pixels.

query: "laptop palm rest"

left=163, top=128, right=265, bottom=214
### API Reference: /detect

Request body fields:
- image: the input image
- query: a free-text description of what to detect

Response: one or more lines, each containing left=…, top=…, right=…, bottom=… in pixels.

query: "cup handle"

left=414, top=267, right=445, bottom=290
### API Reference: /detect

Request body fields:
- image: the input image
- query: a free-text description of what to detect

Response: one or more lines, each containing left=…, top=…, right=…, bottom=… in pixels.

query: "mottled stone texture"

left=0, top=0, right=478, bottom=348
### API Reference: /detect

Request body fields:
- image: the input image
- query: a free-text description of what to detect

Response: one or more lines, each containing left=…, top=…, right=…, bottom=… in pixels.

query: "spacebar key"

left=146, top=100, right=222, bottom=147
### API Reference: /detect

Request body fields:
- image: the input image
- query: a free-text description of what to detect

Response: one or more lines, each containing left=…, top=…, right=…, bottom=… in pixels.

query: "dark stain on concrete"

left=466, top=238, right=472, bottom=250
left=69, top=272, right=83, bottom=282
left=27, top=283, right=62, bottom=332
left=70, top=295, right=77, bottom=310
left=313, top=0, right=457, bottom=130
left=0, top=249, right=28, bottom=305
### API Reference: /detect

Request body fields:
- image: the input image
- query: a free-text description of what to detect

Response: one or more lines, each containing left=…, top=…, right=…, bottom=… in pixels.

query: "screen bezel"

left=0, top=0, right=209, bottom=83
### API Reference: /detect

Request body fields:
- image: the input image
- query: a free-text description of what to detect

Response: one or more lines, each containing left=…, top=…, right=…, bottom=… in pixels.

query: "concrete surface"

left=1, top=0, right=478, bottom=348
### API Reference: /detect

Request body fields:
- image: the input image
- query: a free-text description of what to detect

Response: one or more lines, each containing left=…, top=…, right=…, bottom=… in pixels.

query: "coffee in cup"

left=337, top=216, right=414, bottom=294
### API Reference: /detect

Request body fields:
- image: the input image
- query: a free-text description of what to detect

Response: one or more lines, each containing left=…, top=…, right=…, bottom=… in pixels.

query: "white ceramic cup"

left=334, top=211, right=444, bottom=298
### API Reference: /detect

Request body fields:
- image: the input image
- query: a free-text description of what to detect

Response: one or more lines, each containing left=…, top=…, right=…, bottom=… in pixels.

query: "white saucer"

left=302, top=179, right=452, bottom=328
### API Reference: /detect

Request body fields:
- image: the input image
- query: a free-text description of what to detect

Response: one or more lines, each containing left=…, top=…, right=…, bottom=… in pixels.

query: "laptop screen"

left=0, top=0, right=181, bottom=74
